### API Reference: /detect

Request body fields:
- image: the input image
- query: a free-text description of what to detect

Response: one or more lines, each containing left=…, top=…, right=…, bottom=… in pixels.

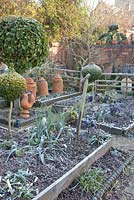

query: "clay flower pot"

left=52, top=73, right=63, bottom=94
left=25, top=77, right=36, bottom=98
left=96, top=41, right=101, bottom=45
left=37, top=77, right=49, bottom=96
left=122, top=39, right=129, bottom=45
left=112, top=39, right=117, bottom=45
left=20, top=92, right=35, bottom=118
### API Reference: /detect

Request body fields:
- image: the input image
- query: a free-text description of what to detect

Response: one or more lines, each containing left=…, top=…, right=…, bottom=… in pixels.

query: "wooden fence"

left=45, top=67, right=82, bottom=90
left=95, top=73, right=134, bottom=95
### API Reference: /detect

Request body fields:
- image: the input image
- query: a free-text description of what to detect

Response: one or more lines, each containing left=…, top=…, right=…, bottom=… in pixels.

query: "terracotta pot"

left=52, top=73, right=63, bottom=94
left=96, top=41, right=101, bottom=45
left=122, top=39, right=129, bottom=45
left=37, top=77, right=49, bottom=96
left=25, top=77, right=36, bottom=98
left=112, top=40, right=117, bottom=45
left=20, top=92, right=35, bottom=118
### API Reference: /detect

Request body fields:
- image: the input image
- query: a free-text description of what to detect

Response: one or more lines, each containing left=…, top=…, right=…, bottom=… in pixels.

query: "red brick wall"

left=95, top=46, right=134, bottom=73
left=50, top=43, right=134, bottom=72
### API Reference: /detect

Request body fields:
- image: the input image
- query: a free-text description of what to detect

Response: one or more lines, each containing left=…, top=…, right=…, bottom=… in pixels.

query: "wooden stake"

left=8, top=101, right=13, bottom=137
left=92, top=82, right=95, bottom=106
left=76, top=74, right=90, bottom=139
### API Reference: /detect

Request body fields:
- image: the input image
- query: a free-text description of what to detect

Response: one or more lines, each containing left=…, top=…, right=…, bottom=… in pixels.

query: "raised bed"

left=0, top=92, right=82, bottom=128
left=54, top=95, right=134, bottom=135
left=58, top=148, right=133, bottom=200
left=0, top=108, right=45, bottom=128
left=32, top=139, right=112, bottom=200
left=94, top=98, right=134, bottom=135
left=0, top=124, right=113, bottom=200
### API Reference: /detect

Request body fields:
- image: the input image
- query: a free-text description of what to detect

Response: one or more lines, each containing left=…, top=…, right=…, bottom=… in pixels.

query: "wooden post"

left=94, top=80, right=97, bottom=93
left=76, top=74, right=90, bottom=139
left=92, top=82, right=95, bottom=106
left=126, top=74, right=128, bottom=98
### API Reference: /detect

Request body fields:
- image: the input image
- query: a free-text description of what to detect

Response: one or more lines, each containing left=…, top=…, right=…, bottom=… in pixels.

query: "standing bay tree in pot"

left=0, top=16, right=49, bottom=74
left=0, top=69, right=26, bottom=135
left=0, top=16, right=48, bottom=135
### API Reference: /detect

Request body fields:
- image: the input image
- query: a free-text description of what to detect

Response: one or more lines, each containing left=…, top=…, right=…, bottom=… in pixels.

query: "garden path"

left=112, top=135, right=134, bottom=199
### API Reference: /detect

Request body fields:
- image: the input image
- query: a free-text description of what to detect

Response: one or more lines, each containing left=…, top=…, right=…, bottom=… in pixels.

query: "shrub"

left=0, top=69, right=26, bottom=134
left=0, top=16, right=48, bottom=74
left=0, top=70, right=26, bottom=101
left=82, top=63, right=102, bottom=83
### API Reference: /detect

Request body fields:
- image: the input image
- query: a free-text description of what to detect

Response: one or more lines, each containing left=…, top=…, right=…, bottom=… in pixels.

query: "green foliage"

left=29, top=108, right=65, bottom=145
left=82, top=63, right=102, bottom=83
left=29, top=107, right=65, bottom=164
left=104, top=90, right=117, bottom=103
left=0, top=16, right=48, bottom=74
left=37, top=0, right=88, bottom=42
left=89, top=133, right=111, bottom=146
left=79, top=167, right=104, bottom=193
left=64, top=109, right=78, bottom=124
left=0, top=70, right=26, bottom=101
left=6, top=142, right=24, bottom=162
left=0, top=169, right=38, bottom=200
left=108, top=24, right=119, bottom=32
left=27, top=59, right=56, bottom=78
left=98, top=24, right=127, bottom=44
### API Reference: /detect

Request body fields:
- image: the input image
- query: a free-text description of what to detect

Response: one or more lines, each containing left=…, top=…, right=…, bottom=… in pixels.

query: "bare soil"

left=57, top=148, right=129, bottom=200
left=0, top=127, right=101, bottom=200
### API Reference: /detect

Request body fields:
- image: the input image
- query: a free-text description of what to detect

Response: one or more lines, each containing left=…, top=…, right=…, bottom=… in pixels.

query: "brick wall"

left=95, top=46, right=134, bottom=73
left=50, top=43, right=134, bottom=72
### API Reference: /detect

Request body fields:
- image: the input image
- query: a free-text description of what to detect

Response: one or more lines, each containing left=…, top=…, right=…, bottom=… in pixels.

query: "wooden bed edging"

left=97, top=122, right=134, bottom=135
left=35, top=92, right=82, bottom=106
left=32, top=139, right=113, bottom=200
left=97, top=123, right=123, bottom=134
left=124, top=122, right=134, bottom=132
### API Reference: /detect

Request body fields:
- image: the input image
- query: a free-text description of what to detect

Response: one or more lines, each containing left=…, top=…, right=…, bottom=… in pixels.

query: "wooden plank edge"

left=32, top=139, right=113, bottom=200
left=97, top=123, right=123, bottom=134
left=35, top=92, right=82, bottom=106
left=98, top=122, right=134, bottom=135
left=0, top=125, right=8, bottom=130
left=124, top=122, right=134, bottom=132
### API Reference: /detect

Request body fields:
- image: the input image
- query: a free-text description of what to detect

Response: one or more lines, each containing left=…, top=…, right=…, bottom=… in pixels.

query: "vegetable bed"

left=0, top=126, right=112, bottom=200
left=57, top=147, right=130, bottom=200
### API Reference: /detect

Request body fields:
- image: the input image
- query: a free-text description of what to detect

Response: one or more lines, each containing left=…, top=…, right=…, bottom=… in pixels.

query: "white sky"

left=84, top=0, right=115, bottom=7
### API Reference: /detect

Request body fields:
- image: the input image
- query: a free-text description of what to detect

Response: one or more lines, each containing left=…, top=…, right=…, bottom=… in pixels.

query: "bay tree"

left=0, top=16, right=48, bottom=74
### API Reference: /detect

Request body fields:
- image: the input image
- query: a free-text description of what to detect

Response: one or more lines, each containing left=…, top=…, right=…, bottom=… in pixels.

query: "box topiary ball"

left=0, top=16, right=48, bottom=74
left=0, top=70, right=26, bottom=101
left=82, top=63, right=102, bottom=83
